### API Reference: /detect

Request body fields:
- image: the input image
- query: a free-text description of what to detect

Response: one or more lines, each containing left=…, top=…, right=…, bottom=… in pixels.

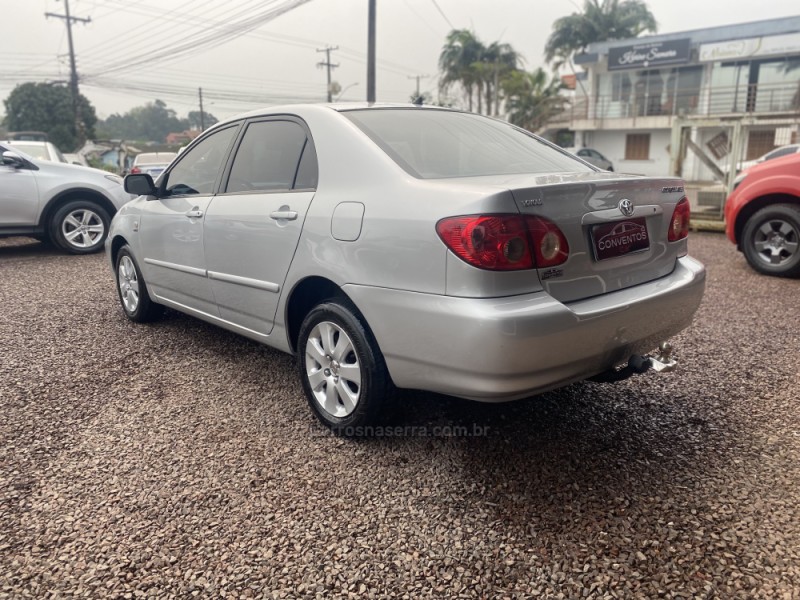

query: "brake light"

left=526, top=215, right=570, bottom=268
left=436, top=214, right=569, bottom=271
left=130, top=166, right=141, bottom=174
left=668, top=197, right=690, bottom=241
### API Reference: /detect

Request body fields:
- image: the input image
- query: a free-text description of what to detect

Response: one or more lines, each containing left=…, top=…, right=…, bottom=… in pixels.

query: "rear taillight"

left=436, top=214, right=569, bottom=271
left=668, top=197, right=690, bottom=241
left=130, top=166, right=141, bottom=174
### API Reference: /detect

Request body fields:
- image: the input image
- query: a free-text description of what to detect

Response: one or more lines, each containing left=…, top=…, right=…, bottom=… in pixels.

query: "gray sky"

left=2, top=0, right=799, bottom=120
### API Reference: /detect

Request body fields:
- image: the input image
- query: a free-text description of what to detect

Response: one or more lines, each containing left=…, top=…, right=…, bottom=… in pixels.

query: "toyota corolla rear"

left=333, top=107, right=706, bottom=400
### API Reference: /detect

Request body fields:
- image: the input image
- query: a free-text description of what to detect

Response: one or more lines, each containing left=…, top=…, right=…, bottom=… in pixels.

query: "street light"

left=335, top=82, right=359, bottom=102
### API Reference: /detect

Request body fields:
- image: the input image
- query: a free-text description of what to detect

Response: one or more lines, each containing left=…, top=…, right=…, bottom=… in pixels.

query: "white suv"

left=1, top=142, right=135, bottom=254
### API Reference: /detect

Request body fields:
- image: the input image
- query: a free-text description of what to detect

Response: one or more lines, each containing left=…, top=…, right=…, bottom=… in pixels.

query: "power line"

left=87, top=0, right=313, bottom=79
left=429, top=0, right=455, bottom=29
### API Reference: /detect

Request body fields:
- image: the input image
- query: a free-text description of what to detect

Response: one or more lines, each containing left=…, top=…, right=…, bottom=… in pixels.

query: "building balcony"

left=547, top=82, right=800, bottom=130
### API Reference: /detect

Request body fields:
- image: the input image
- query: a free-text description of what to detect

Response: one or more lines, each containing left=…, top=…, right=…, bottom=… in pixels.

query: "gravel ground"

left=0, top=232, right=798, bottom=599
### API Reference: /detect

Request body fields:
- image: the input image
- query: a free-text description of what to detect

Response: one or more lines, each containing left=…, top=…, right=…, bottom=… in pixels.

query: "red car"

left=725, top=153, right=800, bottom=277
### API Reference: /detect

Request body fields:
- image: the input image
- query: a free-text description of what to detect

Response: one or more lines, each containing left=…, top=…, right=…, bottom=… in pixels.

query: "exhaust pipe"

left=590, top=342, right=677, bottom=383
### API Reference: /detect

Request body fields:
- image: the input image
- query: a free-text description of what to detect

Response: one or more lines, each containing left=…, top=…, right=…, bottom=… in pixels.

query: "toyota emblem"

left=618, top=199, right=634, bottom=217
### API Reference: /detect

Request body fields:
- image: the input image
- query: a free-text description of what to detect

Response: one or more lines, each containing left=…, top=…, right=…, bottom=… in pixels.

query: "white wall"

left=586, top=129, right=673, bottom=177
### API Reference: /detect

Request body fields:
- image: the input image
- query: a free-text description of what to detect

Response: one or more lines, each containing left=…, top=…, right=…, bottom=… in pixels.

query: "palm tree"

left=503, top=68, right=566, bottom=133
left=438, top=29, right=485, bottom=112
left=480, top=42, right=522, bottom=116
left=544, top=0, right=657, bottom=68
left=439, top=31, right=522, bottom=115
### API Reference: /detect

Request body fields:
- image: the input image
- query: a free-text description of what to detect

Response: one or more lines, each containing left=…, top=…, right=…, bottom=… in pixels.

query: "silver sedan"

left=108, top=104, right=705, bottom=434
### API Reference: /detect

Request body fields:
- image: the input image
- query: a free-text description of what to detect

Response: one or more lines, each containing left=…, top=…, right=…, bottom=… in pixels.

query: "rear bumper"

left=344, top=256, right=705, bottom=401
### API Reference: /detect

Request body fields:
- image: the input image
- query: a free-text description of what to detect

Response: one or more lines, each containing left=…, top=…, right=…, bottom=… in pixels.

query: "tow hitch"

left=590, top=342, right=677, bottom=383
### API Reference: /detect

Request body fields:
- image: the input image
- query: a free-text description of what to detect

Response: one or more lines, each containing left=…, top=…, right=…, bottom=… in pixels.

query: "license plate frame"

left=591, top=217, right=650, bottom=261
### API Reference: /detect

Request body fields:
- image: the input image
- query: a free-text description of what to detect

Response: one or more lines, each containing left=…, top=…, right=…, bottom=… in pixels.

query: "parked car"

left=7, top=140, right=68, bottom=163
left=738, top=144, right=800, bottom=174
left=724, top=153, right=800, bottom=277
left=63, top=152, right=89, bottom=167
left=0, top=142, right=135, bottom=253
left=130, top=152, right=178, bottom=179
left=109, top=104, right=705, bottom=433
left=566, top=147, right=614, bottom=171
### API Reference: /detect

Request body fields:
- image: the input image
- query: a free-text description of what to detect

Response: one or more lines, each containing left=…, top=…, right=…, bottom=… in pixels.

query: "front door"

left=203, top=119, right=319, bottom=335
left=0, top=147, right=40, bottom=226
left=139, top=124, right=239, bottom=316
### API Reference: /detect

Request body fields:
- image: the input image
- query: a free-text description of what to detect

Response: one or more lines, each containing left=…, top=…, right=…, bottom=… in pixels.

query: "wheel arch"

left=285, top=276, right=358, bottom=354
left=734, top=193, right=800, bottom=247
left=39, top=188, right=117, bottom=230
left=109, top=234, right=130, bottom=266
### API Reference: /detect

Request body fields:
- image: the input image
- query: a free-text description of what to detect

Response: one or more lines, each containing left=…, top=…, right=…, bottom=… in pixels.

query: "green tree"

left=187, top=110, right=218, bottom=130
left=544, top=0, right=657, bottom=67
left=438, top=29, right=485, bottom=112
left=98, top=100, right=188, bottom=142
left=438, top=30, right=522, bottom=115
left=503, top=68, right=567, bottom=133
left=3, top=82, right=97, bottom=151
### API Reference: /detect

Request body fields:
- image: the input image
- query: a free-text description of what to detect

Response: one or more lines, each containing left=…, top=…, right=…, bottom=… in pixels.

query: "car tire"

left=741, top=204, right=800, bottom=277
left=115, top=245, right=162, bottom=322
left=50, top=200, right=110, bottom=254
left=297, top=301, right=392, bottom=435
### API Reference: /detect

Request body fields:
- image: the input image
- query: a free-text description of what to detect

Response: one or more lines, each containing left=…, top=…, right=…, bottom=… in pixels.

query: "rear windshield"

left=9, top=142, right=48, bottom=160
left=136, top=153, right=176, bottom=164
left=343, top=109, right=592, bottom=179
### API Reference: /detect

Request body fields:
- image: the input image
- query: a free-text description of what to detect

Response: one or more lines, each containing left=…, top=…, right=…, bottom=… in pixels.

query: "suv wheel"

left=742, top=204, right=800, bottom=277
left=50, top=200, right=110, bottom=254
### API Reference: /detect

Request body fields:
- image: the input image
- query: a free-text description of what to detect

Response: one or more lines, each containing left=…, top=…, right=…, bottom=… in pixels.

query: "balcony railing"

left=552, top=82, right=800, bottom=123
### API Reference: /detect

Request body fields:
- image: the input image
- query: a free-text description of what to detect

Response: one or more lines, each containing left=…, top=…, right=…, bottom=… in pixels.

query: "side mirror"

left=124, top=173, right=157, bottom=196
left=2, top=151, right=25, bottom=168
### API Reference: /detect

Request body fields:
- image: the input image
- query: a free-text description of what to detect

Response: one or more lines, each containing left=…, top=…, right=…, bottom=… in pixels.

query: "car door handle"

left=185, top=208, right=204, bottom=219
left=270, top=210, right=298, bottom=221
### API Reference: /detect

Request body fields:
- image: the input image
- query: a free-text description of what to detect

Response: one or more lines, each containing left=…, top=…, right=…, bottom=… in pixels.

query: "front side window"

left=164, top=125, right=238, bottom=196
left=343, top=109, right=591, bottom=179
left=225, top=120, right=316, bottom=193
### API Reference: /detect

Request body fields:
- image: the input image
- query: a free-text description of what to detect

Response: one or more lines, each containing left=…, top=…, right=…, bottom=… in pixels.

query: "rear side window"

left=226, top=120, right=316, bottom=193
left=343, top=109, right=591, bottom=179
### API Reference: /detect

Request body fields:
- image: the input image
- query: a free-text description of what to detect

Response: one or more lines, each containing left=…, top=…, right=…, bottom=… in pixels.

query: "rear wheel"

left=297, top=301, right=391, bottom=435
left=50, top=200, right=110, bottom=254
left=115, top=245, right=162, bottom=322
left=742, top=204, right=800, bottom=277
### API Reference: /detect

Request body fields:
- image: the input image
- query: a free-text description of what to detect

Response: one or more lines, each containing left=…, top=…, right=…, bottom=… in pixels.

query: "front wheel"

left=297, top=301, right=391, bottom=435
left=50, top=200, right=110, bottom=254
left=115, top=245, right=162, bottom=322
left=741, top=204, right=800, bottom=277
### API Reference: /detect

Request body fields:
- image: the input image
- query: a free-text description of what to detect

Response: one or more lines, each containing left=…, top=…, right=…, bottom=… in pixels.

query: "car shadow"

left=0, top=237, right=64, bottom=259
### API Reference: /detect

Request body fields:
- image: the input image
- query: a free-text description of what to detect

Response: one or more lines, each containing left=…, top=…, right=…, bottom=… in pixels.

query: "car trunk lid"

left=508, top=174, right=688, bottom=303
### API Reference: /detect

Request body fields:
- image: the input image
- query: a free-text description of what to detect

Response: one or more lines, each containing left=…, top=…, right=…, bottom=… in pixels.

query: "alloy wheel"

left=304, top=321, right=362, bottom=418
left=118, top=255, right=140, bottom=313
left=62, top=208, right=105, bottom=249
left=752, top=218, right=799, bottom=267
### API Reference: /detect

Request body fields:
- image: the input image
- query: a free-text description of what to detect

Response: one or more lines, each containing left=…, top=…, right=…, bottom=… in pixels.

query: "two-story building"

left=546, top=16, right=800, bottom=188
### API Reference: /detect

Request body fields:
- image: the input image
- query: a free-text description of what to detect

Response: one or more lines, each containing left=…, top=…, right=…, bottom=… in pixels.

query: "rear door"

left=203, top=118, right=318, bottom=335
left=511, top=176, right=687, bottom=302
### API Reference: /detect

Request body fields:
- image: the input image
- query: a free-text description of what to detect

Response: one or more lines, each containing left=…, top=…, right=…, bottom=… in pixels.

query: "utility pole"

left=316, top=46, right=339, bottom=102
left=367, top=0, right=376, bottom=103
left=198, top=87, right=206, bottom=131
left=45, top=0, right=91, bottom=146
left=408, top=74, right=428, bottom=104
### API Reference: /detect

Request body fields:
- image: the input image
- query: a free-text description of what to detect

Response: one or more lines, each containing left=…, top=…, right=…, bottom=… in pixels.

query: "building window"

left=746, top=130, right=776, bottom=160
left=625, top=133, right=650, bottom=160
